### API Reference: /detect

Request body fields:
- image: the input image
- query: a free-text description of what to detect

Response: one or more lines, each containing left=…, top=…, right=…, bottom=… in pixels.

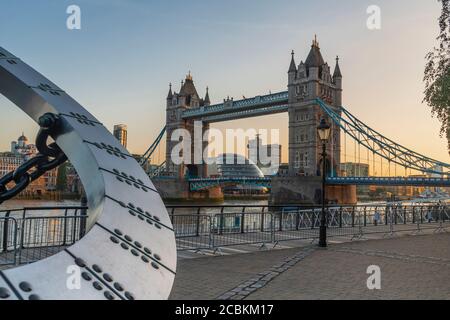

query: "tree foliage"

left=424, top=0, right=450, bottom=152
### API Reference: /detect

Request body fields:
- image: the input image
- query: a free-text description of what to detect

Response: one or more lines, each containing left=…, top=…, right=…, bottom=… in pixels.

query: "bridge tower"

left=165, top=73, right=210, bottom=179
left=287, top=37, right=342, bottom=177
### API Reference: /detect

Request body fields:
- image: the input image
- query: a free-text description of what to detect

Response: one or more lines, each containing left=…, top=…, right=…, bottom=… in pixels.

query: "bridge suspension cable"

left=140, top=126, right=166, bottom=166
left=316, top=98, right=450, bottom=177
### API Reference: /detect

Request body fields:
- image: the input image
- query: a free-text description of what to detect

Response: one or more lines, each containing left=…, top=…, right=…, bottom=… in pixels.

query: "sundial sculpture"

left=0, top=47, right=176, bottom=300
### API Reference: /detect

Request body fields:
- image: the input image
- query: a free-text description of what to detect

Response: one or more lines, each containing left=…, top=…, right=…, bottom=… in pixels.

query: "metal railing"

left=0, top=206, right=87, bottom=267
left=1, top=204, right=449, bottom=269
left=0, top=217, right=17, bottom=266
left=168, top=204, right=450, bottom=252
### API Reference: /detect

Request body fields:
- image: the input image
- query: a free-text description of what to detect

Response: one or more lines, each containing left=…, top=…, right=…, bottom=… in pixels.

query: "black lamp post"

left=317, top=118, right=331, bottom=248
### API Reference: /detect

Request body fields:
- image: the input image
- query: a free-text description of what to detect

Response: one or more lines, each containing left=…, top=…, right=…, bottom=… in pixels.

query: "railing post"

left=271, top=213, right=275, bottom=244
left=208, top=216, right=214, bottom=250
left=438, top=206, right=443, bottom=230
left=279, top=211, right=283, bottom=232
left=295, top=207, right=300, bottom=231
left=260, top=207, right=265, bottom=232
left=351, top=207, right=355, bottom=228
left=240, top=207, right=245, bottom=234
left=394, top=206, right=398, bottom=225
left=2, top=211, right=10, bottom=252
left=18, top=209, right=27, bottom=264
left=79, top=196, right=88, bottom=240
left=363, top=207, right=367, bottom=227
left=339, top=207, right=343, bottom=228
left=219, top=207, right=224, bottom=235
left=196, top=207, right=201, bottom=237
left=420, top=207, right=424, bottom=224
left=412, top=206, right=416, bottom=224
left=62, top=208, right=68, bottom=246
left=403, top=207, right=407, bottom=224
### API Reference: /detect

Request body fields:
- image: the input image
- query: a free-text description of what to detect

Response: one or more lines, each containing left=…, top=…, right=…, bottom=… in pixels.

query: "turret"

left=204, top=87, right=211, bottom=106
left=333, top=56, right=343, bottom=105
left=288, top=50, right=297, bottom=102
left=288, top=50, right=297, bottom=84
left=166, top=83, right=173, bottom=106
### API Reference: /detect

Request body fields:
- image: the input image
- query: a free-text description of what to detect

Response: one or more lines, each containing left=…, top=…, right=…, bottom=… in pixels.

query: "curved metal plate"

left=0, top=47, right=177, bottom=300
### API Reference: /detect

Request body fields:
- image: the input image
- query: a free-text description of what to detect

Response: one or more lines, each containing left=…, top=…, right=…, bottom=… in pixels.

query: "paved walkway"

left=170, top=232, right=450, bottom=300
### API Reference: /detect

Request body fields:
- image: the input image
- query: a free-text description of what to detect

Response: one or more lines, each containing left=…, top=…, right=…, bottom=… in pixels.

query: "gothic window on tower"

left=295, top=152, right=300, bottom=169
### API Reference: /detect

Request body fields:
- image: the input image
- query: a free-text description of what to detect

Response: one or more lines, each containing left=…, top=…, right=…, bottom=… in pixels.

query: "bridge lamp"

left=317, top=118, right=331, bottom=248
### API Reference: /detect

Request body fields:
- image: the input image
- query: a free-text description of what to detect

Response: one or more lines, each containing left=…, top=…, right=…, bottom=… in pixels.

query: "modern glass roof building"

left=207, top=154, right=267, bottom=194
left=217, top=154, right=264, bottom=178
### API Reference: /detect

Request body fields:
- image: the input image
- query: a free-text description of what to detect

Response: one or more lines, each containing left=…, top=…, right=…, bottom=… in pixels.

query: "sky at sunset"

left=0, top=0, right=448, bottom=173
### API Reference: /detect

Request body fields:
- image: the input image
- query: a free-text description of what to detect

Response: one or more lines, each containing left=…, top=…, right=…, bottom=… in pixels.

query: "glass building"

left=208, top=154, right=266, bottom=194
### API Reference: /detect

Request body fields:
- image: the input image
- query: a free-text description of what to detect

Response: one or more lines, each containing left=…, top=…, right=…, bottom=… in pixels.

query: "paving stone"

left=170, top=232, right=450, bottom=300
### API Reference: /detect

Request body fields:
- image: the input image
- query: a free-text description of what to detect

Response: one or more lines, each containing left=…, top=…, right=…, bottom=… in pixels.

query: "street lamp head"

left=317, top=118, right=331, bottom=143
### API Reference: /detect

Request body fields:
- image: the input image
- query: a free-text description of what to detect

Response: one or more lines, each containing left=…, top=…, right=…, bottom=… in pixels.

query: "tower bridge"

left=145, top=37, right=450, bottom=204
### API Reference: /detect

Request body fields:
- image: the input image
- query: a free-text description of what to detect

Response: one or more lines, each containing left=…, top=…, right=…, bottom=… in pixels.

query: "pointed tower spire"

left=288, top=50, right=297, bottom=73
left=167, top=83, right=173, bottom=100
left=204, top=86, right=210, bottom=104
left=333, top=56, right=342, bottom=78
left=305, top=36, right=325, bottom=68
left=312, top=34, right=320, bottom=48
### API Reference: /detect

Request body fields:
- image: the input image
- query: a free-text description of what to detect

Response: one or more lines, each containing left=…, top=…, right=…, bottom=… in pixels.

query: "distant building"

left=113, top=124, right=128, bottom=148
left=10, top=133, right=37, bottom=159
left=207, top=154, right=267, bottom=194
left=66, top=163, right=84, bottom=195
left=0, top=133, right=57, bottom=194
left=277, top=163, right=289, bottom=176
left=247, top=134, right=282, bottom=176
left=340, top=162, right=370, bottom=196
left=339, top=162, right=369, bottom=177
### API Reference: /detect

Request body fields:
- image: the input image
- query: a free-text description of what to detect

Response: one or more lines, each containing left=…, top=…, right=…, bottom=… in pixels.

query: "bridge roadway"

left=188, top=176, right=450, bottom=191
left=181, top=91, right=289, bottom=123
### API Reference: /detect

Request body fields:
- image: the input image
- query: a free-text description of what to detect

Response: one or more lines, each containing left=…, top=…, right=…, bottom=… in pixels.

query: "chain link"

left=0, top=113, right=67, bottom=204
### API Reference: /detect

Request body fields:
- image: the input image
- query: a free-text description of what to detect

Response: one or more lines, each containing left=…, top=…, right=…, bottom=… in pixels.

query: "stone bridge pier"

left=269, top=176, right=356, bottom=205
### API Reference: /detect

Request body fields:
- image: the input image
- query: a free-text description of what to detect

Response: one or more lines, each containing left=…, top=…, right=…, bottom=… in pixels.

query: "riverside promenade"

left=170, top=232, right=450, bottom=300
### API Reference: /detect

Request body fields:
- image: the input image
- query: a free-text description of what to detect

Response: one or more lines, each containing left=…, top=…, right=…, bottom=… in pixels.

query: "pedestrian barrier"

left=0, top=204, right=449, bottom=268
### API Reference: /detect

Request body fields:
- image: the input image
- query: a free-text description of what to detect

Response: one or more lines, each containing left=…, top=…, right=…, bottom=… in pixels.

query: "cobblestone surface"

left=216, top=246, right=315, bottom=300
left=170, top=233, right=450, bottom=300
left=169, top=247, right=304, bottom=300
left=247, top=233, right=450, bottom=300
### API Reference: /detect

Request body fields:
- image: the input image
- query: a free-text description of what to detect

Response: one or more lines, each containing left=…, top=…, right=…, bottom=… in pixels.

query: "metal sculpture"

left=0, top=47, right=176, bottom=300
